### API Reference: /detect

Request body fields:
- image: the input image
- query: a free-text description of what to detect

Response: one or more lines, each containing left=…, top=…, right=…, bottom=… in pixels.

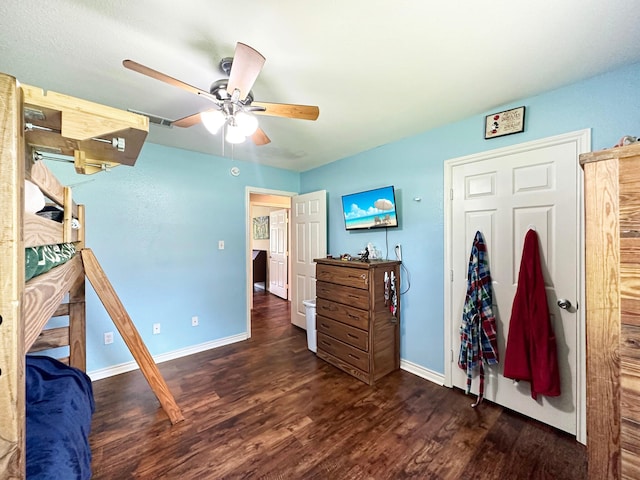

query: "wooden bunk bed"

left=0, top=72, right=183, bottom=479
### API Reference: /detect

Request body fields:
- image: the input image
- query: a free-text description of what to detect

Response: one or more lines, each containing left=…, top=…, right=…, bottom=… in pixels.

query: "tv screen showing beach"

left=341, top=186, right=398, bottom=230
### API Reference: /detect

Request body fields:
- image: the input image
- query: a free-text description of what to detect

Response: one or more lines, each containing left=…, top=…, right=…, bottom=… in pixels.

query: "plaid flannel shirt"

left=458, top=231, right=499, bottom=403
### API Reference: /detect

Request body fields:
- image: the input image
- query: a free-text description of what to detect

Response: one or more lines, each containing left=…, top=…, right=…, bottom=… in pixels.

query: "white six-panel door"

left=269, top=209, right=288, bottom=299
left=445, top=130, right=589, bottom=440
left=290, top=190, right=327, bottom=329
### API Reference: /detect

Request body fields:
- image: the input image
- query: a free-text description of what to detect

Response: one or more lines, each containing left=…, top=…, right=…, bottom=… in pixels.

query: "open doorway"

left=246, top=187, right=295, bottom=337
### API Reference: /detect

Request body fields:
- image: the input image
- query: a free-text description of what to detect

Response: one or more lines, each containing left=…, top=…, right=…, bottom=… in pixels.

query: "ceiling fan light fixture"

left=201, top=109, right=226, bottom=134
left=226, top=123, right=246, bottom=144
left=235, top=111, right=259, bottom=136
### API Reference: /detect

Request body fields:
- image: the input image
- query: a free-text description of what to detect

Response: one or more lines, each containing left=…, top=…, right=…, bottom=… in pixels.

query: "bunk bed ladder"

left=81, top=248, right=185, bottom=425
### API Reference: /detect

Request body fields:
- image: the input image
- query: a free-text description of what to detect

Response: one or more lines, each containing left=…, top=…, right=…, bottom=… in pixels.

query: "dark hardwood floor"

left=89, top=290, right=587, bottom=479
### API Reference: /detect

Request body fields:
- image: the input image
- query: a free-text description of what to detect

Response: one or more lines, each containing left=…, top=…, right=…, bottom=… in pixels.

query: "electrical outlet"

left=153, top=323, right=161, bottom=335
left=191, top=316, right=199, bottom=327
left=104, top=331, right=114, bottom=345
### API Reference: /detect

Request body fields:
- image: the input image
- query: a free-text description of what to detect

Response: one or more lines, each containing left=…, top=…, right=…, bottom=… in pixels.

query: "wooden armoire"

left=580, top=142, right=640, bottom=479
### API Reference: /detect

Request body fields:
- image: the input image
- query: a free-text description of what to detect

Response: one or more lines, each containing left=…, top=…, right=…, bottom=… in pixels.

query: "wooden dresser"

left=580, top=143, right=640, bottom=480
left=314, top=258, right=401, bottom=385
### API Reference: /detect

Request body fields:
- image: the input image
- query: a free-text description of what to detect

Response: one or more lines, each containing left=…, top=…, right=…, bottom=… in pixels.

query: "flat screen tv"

left=341, top=185, right=398, bottom=230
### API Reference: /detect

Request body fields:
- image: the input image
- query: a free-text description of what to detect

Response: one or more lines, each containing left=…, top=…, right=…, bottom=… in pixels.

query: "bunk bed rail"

left=0, top=72, right=26, bottom=479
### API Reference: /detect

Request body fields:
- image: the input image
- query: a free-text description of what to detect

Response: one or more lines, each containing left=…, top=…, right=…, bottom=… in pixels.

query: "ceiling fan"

left=123, top=42, right=319, bottom=146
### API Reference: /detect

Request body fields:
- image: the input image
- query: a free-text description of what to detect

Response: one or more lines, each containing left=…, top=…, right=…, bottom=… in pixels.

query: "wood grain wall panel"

left=620, top=238, right=640, bottom=263
left=621, top=307, right=640, bottom=327
left=619, top=158, right=640, bottom=233
left=621, top=238, right=640, bottom=326
left=582, top=144, right=640, bottom=479
left=621, top=417, right=640, bottom=480
left=620, top=325, right=640, bottom=424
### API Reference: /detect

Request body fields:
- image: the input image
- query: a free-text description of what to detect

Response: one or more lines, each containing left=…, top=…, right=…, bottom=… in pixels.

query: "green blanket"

left=25, top=243, right=76, bottom=282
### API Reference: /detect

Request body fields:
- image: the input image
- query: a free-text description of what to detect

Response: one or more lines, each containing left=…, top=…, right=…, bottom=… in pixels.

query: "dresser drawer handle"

left=321, top=323, right=330, bottom=329
left=321, top=340, right=331, bottom=347
left=347, top=333, right=359, bottom=339
left=348, top=353, right=360, bottom=360
left=347, top=313, right=361, bottom=320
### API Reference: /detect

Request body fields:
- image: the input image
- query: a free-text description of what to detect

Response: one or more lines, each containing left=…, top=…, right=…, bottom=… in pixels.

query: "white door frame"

left=443, top=129, right=589, bottom=444
left=245, top=186, right=296, bottom=337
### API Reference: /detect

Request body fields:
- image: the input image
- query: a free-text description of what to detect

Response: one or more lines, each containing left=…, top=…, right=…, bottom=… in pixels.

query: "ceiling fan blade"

left=226, top=43, right=266, bottom=102
left=251, top=128, right=271, bottom=146
left=171, top=112, right=203, bottom=128
left=251, top=101, right=319, bottom=121
left=123, top=59, right=218, bottom=102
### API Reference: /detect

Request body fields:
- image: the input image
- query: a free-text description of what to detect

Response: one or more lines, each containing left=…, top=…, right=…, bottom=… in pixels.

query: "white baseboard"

left=400, top=358, right=446, bottom=386
left=89, top=336, right=445, bottom=387
left=88, top=333, right=249, bottom=381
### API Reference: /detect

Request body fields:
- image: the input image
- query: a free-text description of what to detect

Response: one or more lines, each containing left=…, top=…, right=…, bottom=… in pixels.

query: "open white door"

left=268, top=209, right=288, bottom=299
left=290, top=190, right=327, bottom=329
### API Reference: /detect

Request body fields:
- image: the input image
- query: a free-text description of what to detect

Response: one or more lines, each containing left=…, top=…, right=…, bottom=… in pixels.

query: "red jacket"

left=503, top=229, right=561, bottom=399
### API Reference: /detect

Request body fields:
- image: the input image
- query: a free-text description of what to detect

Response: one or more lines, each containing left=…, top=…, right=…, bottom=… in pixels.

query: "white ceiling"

left=2, top=1, right=640, bottom=172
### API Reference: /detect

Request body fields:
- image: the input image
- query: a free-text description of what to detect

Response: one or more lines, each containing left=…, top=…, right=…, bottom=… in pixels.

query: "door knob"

left=557, top=298, right=572, bottom=310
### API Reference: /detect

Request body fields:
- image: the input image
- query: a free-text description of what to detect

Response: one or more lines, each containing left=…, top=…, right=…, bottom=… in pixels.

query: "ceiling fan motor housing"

left=209, top=78, right=254, bottom=105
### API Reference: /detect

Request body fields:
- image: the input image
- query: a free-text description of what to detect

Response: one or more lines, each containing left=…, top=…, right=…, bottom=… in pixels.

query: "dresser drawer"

left=316, top=281, right=369, bottom=310
left=316, top=298, right=369, bottom=330
left=317, top=315, right=369, bottom=351
left=317, top=332, right=369, bottom=373
left=317, top=264, right=369, bottom=289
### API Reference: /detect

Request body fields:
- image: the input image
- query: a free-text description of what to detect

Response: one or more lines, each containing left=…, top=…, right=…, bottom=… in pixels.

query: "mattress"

left=26, top=355, right=95, bottom=480
left=25, top=243, right=76, bottom=282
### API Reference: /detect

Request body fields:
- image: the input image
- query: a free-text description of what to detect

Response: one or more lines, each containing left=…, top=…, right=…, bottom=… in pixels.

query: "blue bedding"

left=26, top=355, right=95, bottom=480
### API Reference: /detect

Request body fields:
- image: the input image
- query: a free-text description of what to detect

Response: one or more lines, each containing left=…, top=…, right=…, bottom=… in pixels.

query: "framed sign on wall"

left=485, top=106, right=526, bottom=139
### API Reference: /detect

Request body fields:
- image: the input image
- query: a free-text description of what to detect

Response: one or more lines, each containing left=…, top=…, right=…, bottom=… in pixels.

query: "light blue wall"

left=47, top=61, right=640, bottom=376
left=46, top=144, right=299, bottom=372
left=301, top=61, right=640, bottom=375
